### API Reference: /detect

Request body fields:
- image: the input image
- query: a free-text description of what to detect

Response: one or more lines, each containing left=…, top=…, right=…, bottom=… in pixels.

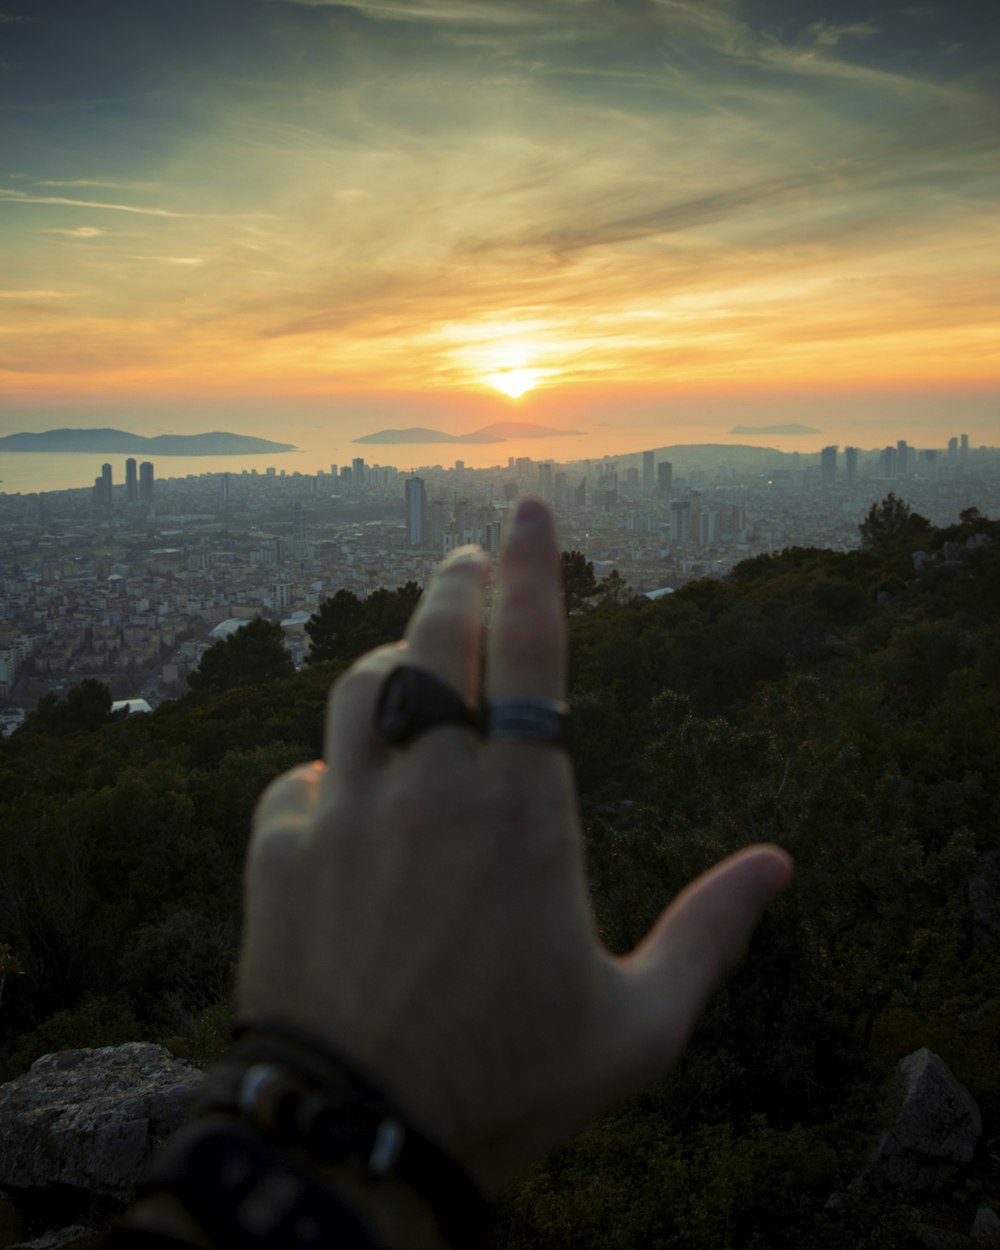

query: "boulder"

left=0, top=1043, right=201, bottom=1199
left=0, top=1193, right=25, bottom=1249
left=972, top=1207, right=1000, bottom=1249
left=5, top=1229, right=99, bottom=1250
left=858, top=1048, right=981, bottom=1194
left=915, top=1228, right=974, bottom=1250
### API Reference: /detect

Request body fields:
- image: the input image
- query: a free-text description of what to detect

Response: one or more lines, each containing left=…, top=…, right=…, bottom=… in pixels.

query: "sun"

left=487, top=368, right=541, bottom=399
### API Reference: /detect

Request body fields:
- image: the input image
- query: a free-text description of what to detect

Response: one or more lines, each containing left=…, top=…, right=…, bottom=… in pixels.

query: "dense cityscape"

left=1, top=433, right=998, bottom=727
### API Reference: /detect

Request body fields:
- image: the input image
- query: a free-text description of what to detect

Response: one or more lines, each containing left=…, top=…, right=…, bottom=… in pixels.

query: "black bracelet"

left=130, top=1114, right=385, bottom=1250
left=202, top=1019, right=489, bottom=1248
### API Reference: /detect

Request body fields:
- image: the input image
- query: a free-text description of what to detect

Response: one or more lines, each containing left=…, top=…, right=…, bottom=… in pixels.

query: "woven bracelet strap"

left=200, top=1018, right=489, bottom=1249
left=132, top=1114, right=383, bottom=1250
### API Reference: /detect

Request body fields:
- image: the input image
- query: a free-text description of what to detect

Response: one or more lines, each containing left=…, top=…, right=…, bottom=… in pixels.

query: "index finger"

left=486, top=497, right=565, bottom=701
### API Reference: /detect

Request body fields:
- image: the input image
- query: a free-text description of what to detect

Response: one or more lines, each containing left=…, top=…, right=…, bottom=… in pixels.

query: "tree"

left=0, top=944, right=23, bottom=1012
left=858, top=493, right=931, bottom=549
left=561, top=550, right=600, bottom=614
left=305, top=582, right=421, bottom=665
left=18, top=680, right=112, bottom=737
left=596, top=569, right=636, bottom=609
left=187, top=617, right=294, bottom=693
left=304, top=589, right=364, bottom=665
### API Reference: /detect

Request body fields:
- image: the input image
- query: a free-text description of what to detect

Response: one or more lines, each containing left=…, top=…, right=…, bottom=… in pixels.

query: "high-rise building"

left=821, top=445, right=837, bottom=484
left=93, top=462, right=113, bottom=512
left=947, top=437, right=958, bottom=457
left=538, top=462, right=553, bottom=500
left=220, top=472, right=231, bottom=507
left=896, top=440, right=909, bottom=476
left=657, top=461, right=673, bottom=499
left=293, top=502, right=306, bottom=552
left=642, top=450, right=655, bottom=495
left=879, top=446, right=896, bottom=478
left=960, top=433, right=969, bottom=454
left=352, top=457, right=366, bottom=487
left=405, top=476, right=426, bottom=546
left=669, top=500, right=691, bottom=544
left=139, top=461, right=154, bottom=503
left=845, top=446, right=859, bottom=486
left=125, top=458, right=138, bottom=502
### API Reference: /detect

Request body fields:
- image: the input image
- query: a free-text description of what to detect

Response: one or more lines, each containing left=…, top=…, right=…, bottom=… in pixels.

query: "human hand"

left=237, top=497, right=791, bottom=1198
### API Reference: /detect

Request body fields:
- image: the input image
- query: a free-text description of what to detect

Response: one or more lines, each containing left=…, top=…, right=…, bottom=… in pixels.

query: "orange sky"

left=2, top=0, right=998, bottom=443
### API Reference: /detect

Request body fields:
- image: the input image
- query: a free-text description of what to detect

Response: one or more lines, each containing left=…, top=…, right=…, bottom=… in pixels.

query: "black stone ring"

left=374, top=665, right=478, bottom=746
left=484, top=697, right=570, bottom=746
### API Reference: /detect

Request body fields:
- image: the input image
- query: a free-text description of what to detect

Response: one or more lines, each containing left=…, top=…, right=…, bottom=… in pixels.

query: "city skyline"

left=1, top=0, right=998, bottom=449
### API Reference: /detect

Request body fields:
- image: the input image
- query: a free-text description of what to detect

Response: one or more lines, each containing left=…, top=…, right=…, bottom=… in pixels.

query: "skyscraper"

left=669, top=500, right=691, bottom=544
left=405, top=476, right=426, bottom=546
left=845, top=446, right=859, bottom=486
left=821, top=445, right=837, bottom=484
left=642, top=450, right=655, bottom=495
left=139, top=461, right=154, bottom=503
left=657, top=461, right=673, bottom=499
left=125, top=458, right=138, bottom=503
left=93, top=463, right=113, bottom=512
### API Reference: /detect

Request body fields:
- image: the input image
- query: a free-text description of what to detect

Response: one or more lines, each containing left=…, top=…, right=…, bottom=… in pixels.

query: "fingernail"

left=512, top=497, right=551, bottom=528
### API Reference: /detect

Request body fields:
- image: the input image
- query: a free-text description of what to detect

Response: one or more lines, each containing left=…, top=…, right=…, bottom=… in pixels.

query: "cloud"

left=36, top=179, right=164, bottom=192
left=278, top=0, right=560, bottom=23
left=0, top=290, right=73, bottom=299
left=0, top=190, right=193, bottom=218
left=41, top=226, right=107, bottom=238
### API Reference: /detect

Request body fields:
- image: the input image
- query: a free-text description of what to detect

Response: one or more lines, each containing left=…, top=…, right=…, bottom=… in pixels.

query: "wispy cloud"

left=36, top=179, right=164, bottom=192
left=0, top=289, right=73, bottom=299
left=0, top=190, right=194, bottom=218
left=41, top=226, right=107, bottom=238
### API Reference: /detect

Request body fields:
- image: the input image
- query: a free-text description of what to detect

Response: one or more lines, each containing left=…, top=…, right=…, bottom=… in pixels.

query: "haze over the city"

left=2, top=0, right=998, bottom=473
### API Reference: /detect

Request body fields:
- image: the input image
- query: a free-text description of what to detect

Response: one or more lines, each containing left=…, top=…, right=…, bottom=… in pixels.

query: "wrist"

left=110, top=1021, right=487, bottom=1250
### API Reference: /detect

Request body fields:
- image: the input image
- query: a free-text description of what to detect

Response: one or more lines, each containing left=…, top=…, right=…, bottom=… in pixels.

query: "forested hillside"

left=1, top=499, right=998, bottom=1248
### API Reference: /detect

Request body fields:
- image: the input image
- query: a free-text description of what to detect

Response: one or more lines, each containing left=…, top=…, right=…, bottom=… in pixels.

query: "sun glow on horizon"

left=486, top=367, right=543, bottom=399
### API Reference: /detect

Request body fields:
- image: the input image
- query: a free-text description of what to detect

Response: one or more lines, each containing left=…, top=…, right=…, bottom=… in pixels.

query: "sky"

left=1, top=0, right=998, bottom=456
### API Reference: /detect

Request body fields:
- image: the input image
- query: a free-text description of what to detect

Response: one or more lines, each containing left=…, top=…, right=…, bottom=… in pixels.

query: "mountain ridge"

left=0, top=428, right=297, bottom=455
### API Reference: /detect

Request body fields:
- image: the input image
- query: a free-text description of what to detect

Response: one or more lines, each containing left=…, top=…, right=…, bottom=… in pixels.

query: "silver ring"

left=485, top=697, right=569, bottom=746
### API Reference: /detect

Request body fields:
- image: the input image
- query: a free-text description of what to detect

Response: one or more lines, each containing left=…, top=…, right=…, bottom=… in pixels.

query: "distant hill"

left=0, top=428, right=297, bottom=455
left=354, top=422, right=582, bottom=445
left=728, top=423, right=821, bottom=435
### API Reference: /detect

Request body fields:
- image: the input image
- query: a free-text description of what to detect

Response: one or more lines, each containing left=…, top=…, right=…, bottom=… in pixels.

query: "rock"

left=912, top=550, right=933, bottom=570
left=0, top=1193, right=25, bottom=1249
left=915, top=1227, right=974, bottom=1250
left=858, top=1048, right=981, bottom=1194
left=972, top=1207, right=1000, bottom=1249
left=966, top=534, right=993, bottom=550
left=6, top=1229, right=99, bottom=1250
left=0, top=1043, right=202, bottom=1199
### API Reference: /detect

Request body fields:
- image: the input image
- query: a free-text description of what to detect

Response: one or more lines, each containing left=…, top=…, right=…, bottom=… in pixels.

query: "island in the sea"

left=354, top=422, right=583, bottom=445
left=728, top=423, right=822, bottom=436
left=0, top=428, right=298, bottom=455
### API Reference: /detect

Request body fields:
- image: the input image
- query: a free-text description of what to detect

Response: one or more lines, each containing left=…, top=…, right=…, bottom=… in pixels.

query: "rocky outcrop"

left=0, top=1043, right=201, bottom=1200
left=5, top=1228, right=100, bottom=1250
left=859, top=1048, right=981, bottom=1194
left=973, top=1207, right=1000, bottom=1250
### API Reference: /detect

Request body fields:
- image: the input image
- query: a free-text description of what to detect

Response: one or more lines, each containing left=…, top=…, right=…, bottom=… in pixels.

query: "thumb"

left=620, top=844, right=793, bottom=1071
